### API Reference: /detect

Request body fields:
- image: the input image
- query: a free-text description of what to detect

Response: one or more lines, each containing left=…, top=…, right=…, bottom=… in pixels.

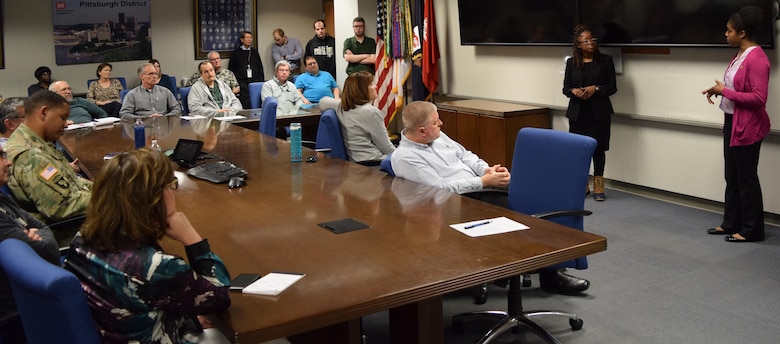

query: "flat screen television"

left=458, top=0, right=579, bottom=46
left=457, top=0, right=776, bottom=48
left=581, top=0, right=776, bottom=48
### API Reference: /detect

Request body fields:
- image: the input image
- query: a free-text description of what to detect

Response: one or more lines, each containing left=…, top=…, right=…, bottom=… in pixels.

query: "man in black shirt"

left=228, top=31, right=265, bottom=109
left=305, top=19, right=337, bottom=78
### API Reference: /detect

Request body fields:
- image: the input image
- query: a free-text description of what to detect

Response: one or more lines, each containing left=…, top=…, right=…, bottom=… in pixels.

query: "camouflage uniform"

left=5, top=124, right=92, bottom=227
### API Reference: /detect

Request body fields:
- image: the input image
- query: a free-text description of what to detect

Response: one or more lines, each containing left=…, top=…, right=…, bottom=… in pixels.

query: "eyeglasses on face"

left=0, top=151, right=7, bottom=161
left=168, top=177, right=179, bottom=190
left=579, top=38, right=598, bottom=44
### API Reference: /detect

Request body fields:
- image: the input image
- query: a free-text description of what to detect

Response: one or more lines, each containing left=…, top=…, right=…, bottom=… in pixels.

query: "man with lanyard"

left=228, top=31, right=266, bottom=109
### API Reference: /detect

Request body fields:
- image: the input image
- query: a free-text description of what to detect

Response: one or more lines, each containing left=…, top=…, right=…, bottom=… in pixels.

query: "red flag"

left=422, top=0, right=440, bottom=94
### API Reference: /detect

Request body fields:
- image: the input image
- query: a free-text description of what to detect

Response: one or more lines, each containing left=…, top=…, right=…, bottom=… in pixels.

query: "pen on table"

left=464, top=221, right=491, bottom=229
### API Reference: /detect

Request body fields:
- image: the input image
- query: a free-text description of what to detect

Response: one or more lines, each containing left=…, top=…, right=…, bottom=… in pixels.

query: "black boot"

left=539, top=268, right=590, bottom=295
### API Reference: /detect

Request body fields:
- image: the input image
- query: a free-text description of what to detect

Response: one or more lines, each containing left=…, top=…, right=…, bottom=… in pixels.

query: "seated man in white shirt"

left=261, top=61, right=303, bottom=109
left=187, top=61, right=243, bottom=114
left=392, top=101, right=590, bottom=295
left=119, top=63, right=181, bottom=119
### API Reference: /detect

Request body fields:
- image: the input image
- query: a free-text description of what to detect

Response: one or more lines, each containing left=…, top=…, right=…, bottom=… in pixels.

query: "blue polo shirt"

left=295, top=71, right=337, bottom=103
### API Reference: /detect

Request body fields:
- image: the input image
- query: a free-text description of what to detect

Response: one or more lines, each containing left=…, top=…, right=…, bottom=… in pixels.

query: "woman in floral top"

left=87, top=62, right=124, bottom=117
left=65, top=148, right=232, bottom=344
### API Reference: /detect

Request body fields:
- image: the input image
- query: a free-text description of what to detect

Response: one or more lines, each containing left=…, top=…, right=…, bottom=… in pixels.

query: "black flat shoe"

left=707, top=228, right=735, bottom=235
left=539, top=269, right=590, bottom=295
left=725, top=235, right=752, bottom=242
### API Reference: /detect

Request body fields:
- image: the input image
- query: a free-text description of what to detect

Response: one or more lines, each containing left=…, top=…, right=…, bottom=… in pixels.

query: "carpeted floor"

left=361, top=188, right=780, bottom=343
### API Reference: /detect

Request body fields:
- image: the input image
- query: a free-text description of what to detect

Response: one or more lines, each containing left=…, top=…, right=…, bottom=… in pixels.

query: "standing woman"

left=702, top=6, right=770, bottom=242
left=87, top=62, right=124, bottom=117
left=65, top=149, right=232, bottom=343
left=149, top=58, right=178, bottom=95
left=319, top=71, right=395, bottom=163
left=563, top=25, right=617, bottom=201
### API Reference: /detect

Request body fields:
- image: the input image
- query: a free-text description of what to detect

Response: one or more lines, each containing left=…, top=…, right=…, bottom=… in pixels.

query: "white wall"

left=436, top=0, right=780, bottom=214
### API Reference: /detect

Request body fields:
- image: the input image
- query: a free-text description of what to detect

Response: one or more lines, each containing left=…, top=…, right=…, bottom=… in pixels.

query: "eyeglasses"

left=579, top=38, right=598, bottom=44
left=168, top=177, right=179, bottom=190
left=0, top=151, right=7, bottom=161
left=353, top=25, right=365, bottom=28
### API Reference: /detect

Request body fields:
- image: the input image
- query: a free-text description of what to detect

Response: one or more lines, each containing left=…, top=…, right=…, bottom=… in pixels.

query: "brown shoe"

left=585, top=183, right=591, bottom=197
left=593, top=176, right=606, bottom=201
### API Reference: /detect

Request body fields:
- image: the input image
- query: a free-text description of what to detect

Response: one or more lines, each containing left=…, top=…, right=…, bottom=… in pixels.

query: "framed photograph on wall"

left=194, top=0, right=257, bottom=59
left=0, top=0, right=5, bottom=69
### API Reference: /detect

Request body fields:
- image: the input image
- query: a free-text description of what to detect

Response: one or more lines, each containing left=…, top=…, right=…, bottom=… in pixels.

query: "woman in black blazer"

left=563, top=25, right=617, bottom=201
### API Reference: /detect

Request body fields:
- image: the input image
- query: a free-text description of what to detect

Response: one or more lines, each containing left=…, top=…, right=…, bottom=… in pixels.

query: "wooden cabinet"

left=436, top=99, right=549, bottom=170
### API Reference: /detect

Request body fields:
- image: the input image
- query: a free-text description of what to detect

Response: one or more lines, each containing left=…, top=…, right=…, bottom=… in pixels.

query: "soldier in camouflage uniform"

left=5, top=91, right=91, bottom=245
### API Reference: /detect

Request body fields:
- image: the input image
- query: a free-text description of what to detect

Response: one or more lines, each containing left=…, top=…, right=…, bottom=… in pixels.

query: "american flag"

left=374, top=0, right=412, bottom=127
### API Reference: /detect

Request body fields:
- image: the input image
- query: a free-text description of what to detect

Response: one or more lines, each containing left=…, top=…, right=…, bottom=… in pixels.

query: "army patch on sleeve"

left=39, top=165, right=59, bottom=181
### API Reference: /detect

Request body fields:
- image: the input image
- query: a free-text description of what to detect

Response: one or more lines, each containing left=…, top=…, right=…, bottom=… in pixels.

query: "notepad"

left=180, top=115, right=208, bottom=120
left=242, top=272, right=305, bottom=296
left=214, top=115, right=246, bottom=121
left=450, top=216, right=529, bottom=237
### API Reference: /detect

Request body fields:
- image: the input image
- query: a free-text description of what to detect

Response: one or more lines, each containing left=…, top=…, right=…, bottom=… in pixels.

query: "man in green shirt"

left=49, top=80, right=108, bottom=124
left=343, top=17, right=376, bottom=75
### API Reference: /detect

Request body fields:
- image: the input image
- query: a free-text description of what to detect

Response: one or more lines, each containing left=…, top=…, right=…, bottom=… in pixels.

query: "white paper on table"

left=180, top=115, right=208, bottom=120
left=213, top=115, right=246, bottom=121
left=450, top=216, right=529, bottom=237
left=242, top=272, right=305, bottom=296
left=94, top=117, right=121, bottom=126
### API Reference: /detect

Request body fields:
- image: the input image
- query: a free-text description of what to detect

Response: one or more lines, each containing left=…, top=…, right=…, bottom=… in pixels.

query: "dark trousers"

left=237, top=80, right=252, bottom=109
left=721, top=114, right=765, bottom=240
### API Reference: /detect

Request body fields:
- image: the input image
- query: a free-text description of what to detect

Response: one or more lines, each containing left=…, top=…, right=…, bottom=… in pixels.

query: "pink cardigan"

left=721, top=46, right=771, bottom=147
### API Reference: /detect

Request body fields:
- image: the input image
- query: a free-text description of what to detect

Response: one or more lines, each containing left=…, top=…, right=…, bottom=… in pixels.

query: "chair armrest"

left=462, top=189, right=509, bottom=208
left=357, top=159, right=383, bottom=167
left=532, top=209, right=592, bottom=220
left=301, top=140, right=317, bottom=149
left=48, top=215, right=86, bottom=233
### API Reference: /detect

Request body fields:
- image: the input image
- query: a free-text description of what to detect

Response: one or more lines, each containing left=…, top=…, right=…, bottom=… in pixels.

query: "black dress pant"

left=721, top=114, right=765, bottom=240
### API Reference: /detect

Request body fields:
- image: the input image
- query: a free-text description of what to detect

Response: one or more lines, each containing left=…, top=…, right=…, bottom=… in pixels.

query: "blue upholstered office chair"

left=179, top=86, right=191, bottom=115
left=0, top=239, right=101, bottom=344
left=453, top=127, right=597, bottom=344
left=315, top=109, right=349, bottom=160
left=290, top=74, right=298, bottom=84
left=248, top=82, right=265, bottom=109
left=168, top=75, right=178, bottom=95
left=87, top=77, right=127, bottom=90
left=380, top=152, right=394, bottom=175
left=119, top=89, right=130, bottom=103
left=259, top=96, right=278, bottom=137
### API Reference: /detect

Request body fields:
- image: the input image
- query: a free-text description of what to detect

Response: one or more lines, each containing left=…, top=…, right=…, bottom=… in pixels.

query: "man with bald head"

left=186, top=51, right=240, bottom=95
left=49, top=81, right=108, bottom=124
left=4, top=91, right=92, bottom=246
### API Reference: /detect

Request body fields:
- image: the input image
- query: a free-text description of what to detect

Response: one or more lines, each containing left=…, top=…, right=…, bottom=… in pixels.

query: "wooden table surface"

left=59, top=120, right=607, bottom=343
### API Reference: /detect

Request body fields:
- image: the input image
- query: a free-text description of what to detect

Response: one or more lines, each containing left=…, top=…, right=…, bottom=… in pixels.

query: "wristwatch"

left=595, top=85, right=601, bottom=93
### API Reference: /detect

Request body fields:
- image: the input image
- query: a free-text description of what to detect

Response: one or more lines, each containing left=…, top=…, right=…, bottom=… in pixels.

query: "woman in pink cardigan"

left=702, top=6, right=770, bottom=242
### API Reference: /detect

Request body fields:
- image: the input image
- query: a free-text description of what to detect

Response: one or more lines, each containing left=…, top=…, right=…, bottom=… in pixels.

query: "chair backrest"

left=248, top=82, right=265, bottom=109
left=179, top=87, right=191, bottom=115
left=119, top=89, right=130, bottom=103
left=87, top=77, right=127, bottom=90
left=315, top=109, right=349, bottom=161
left=507, top=128, right=596, bottom=269
left=259, top=96, right=278, bottom=137
left=290, top=74, right=298, bottom=84
left=0, top=239, right=101, bottom=344
left=380, top=151, right=395, bottom=176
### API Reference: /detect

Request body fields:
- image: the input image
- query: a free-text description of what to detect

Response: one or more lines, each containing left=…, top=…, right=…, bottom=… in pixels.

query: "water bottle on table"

left=290, top=122, right=302, bottom=162
left=134, top=118, right=145, bottom=149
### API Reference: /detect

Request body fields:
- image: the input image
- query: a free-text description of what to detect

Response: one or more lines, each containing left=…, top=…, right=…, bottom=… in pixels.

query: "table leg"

left=389, top=296, right=444, bottom=344
left=287, top=318, right=362, bottom=344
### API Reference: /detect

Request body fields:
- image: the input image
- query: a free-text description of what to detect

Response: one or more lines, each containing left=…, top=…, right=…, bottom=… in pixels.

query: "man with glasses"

left=0, top=97, right=27, bottom=148
left=4, top=91, right=92, bottom=246
left=295, top=56, right=340, bottom=104
left=120, top=63, right=182, bottom=120
left=186, top=51, right=240, bottom=95
left=343, top=17, right=376, bottom=75
left=49, top=81, right=108, bottom=124
left=271, top=28, right=304, bottom=75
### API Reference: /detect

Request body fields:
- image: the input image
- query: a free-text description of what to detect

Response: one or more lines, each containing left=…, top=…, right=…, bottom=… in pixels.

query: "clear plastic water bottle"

left=150, top=139, right=161, bottom=152
left=290, top=122, right=302, bottom=162
left=133, top=118, right=145, bottom=149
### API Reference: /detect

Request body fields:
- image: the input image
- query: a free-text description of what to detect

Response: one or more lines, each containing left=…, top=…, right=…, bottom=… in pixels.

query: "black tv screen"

left=458, top=0, right=579, bottom=46
left=581, top=0, right=775, bottom=48
left=457, top=0, right=776, bottom=48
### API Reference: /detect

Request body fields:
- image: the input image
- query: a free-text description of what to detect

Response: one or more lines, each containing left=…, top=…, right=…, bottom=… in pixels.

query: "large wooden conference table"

left=59, top=116, right=607, bottom=344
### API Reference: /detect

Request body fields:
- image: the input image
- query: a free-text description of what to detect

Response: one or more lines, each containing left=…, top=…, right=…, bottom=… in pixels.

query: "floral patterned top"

left=87, top=78, right=123, bottom=104
left=65, top=233, right=232, bottom=344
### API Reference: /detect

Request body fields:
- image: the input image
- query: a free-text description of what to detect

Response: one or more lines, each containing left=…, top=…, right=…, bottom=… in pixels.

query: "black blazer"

left=562, top=53, right=617, bottom=121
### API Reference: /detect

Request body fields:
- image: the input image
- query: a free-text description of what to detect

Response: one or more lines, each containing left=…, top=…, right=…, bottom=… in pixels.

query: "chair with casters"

left=179, top=87, right=191, bottom=115
left=119, top=89, right=130, bottom=104
left=452, top=127, right=597, bottom=344
left=0, top=238, right=101, bottom=344
left=248, top=82, right=265, bottom=109
left=259, top=96, right=278, bottom=137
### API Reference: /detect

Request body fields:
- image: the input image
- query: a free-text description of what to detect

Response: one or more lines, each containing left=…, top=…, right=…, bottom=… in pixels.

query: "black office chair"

left=452, top=127, right=597, bottom=344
